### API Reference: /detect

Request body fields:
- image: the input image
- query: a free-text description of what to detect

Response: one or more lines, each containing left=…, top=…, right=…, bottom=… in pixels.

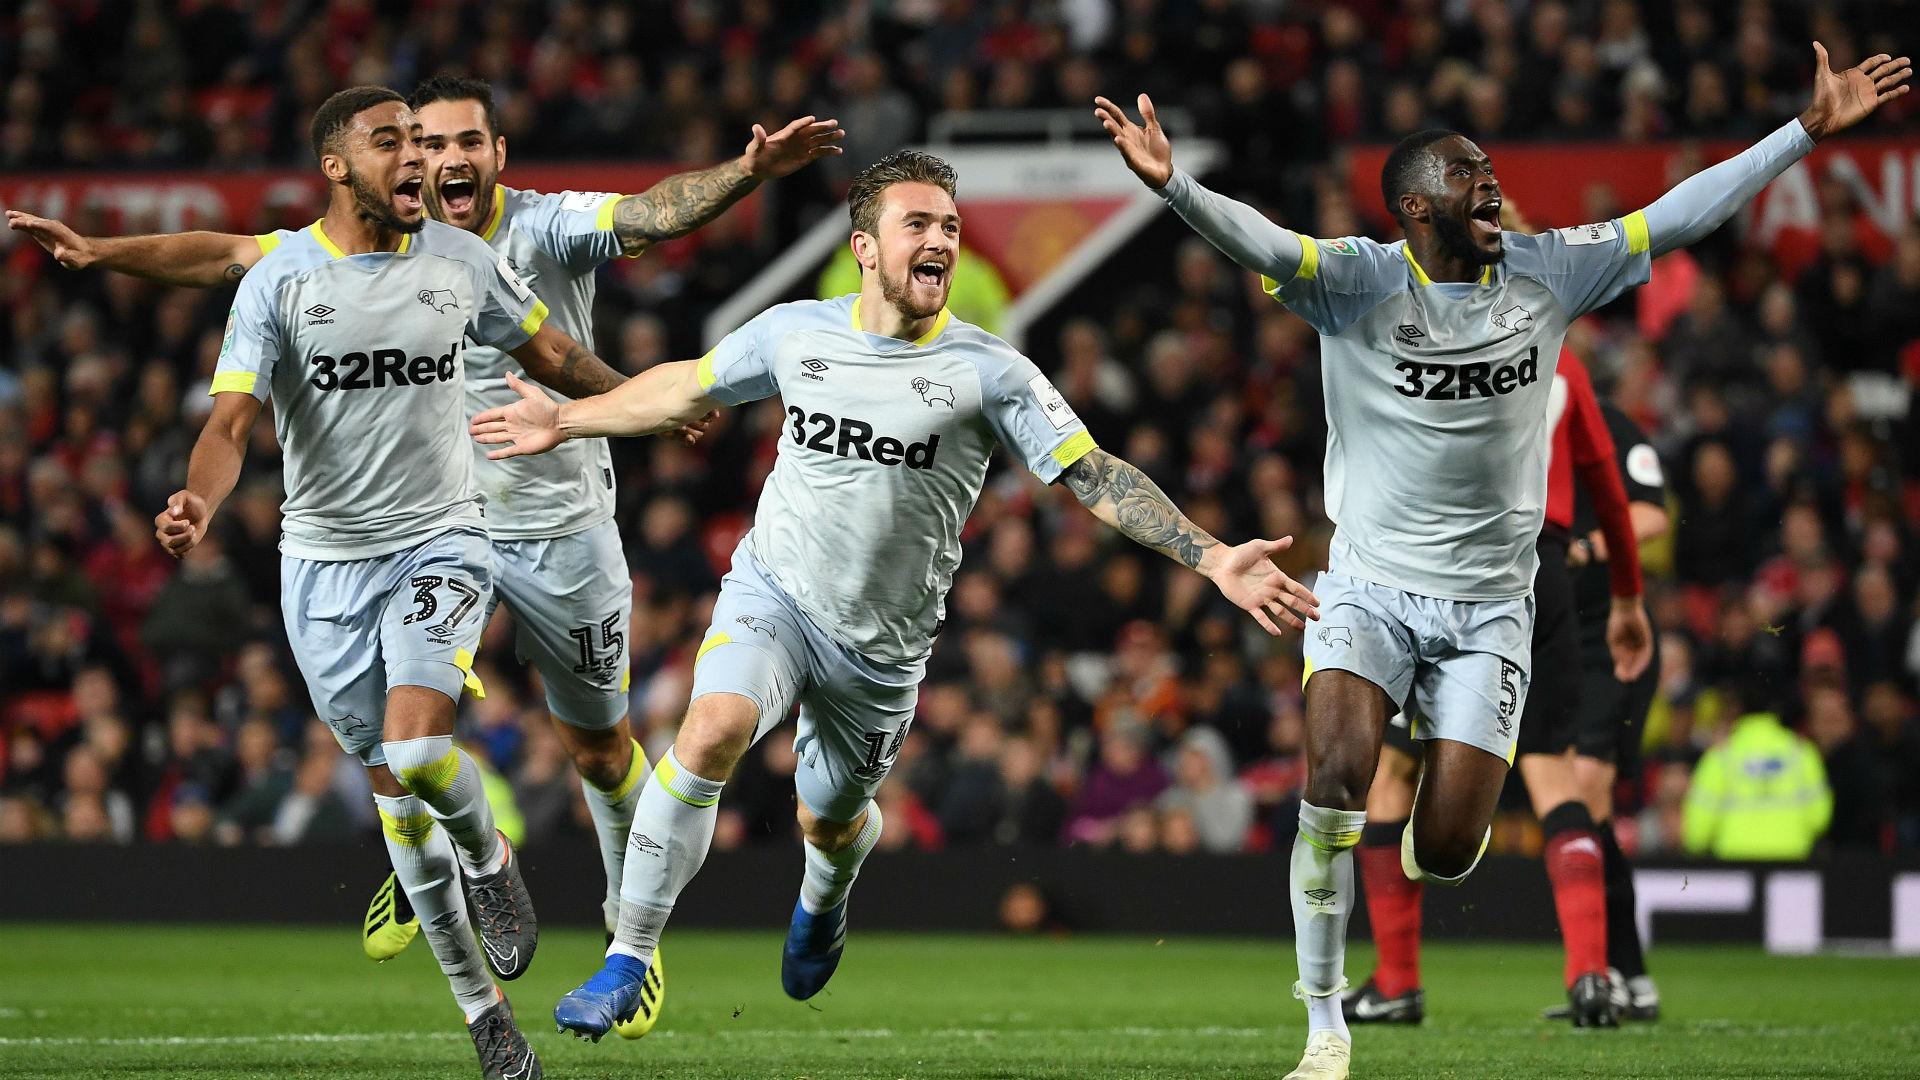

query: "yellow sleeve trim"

left=208, top=371, right=257, bottom=396
left=695, top=630, right=732, bottom=665
left=1049, top=430, right=1097, bottom=471
left=696, top=350, right=718, bottom=390
left=454, top=647, right=487, bottom=700
left=1294, top=233, right=1321, bottom=282
left=517, top=298, right=549, bottom=340
left=254, top=233, right=281, bottom=255
left=596, top=193, right=625, bottom=232
left=1623, top=211, right=1650, bottom=255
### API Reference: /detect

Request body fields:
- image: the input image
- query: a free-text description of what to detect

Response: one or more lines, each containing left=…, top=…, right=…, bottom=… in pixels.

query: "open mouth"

left=1471, top=198, right=1502, bottom=238
left=440, top=176, right=476, bottom=216
left=911, top=260, right=948, bottom=287
left=394, top=177, right=424, bottom=214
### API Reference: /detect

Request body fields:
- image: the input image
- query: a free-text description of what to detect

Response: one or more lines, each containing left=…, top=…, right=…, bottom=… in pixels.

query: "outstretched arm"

left=1061, top=447, right=1318, bottom=636
left=471, top=361, right=719, bottom=458
left=1639, top=43, right=1909, bottom=257
left=5, top=211, right=264, bottom=287
left=609, top=115, right=843, bottom=257
left=155, top=392, right=260, bottom=557
left=1093, top=94, right=1306, bottom=281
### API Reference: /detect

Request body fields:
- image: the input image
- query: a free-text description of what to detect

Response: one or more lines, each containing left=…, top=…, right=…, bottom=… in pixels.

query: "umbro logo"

left=1304, top=888, right=1338, bottom=906
left=306, top=304, right=336, bottom=325
left=801, top=358, right=829, bottom=382
left=1396, top=324, right=1424, bottom=345
left=630, top=833, right=664, bottom=856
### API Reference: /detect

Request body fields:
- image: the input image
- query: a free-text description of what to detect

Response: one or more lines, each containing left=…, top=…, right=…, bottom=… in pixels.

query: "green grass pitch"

left=1, top=924, right=1915, bottom=1078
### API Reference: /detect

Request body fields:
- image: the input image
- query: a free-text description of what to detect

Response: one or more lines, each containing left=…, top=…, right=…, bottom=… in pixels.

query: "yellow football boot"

left=363, top=871, right=420, bottom=962
left=613, top=946, right=666, bottom=1039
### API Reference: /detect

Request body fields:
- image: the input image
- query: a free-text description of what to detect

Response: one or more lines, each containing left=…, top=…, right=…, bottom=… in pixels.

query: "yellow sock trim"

left=1300, top=828, right=1362, bottom=852
left=399, top=749, right=461, bottom=799
left=596, top=739, right=648, bottom=802
left=379, top=809, right=435, bottom=847
left=653, top=755, right=720, bottom=808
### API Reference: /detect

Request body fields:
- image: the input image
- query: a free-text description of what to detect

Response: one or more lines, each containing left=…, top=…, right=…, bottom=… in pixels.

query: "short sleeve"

left=981, top=351, right=1095, bottom=483
left=694, top=311, right=779, bottom=406
left=463, top=244, right=549, bottom=351
left=1510, top=218, right=1653, bottom=319
left=1264, top=236, right=1407, bottom=336
left=1604, top=407, right=1666, bottom=505
left=210, top=272, right=280, bottom=401
left=522, top=190, right=626, bottom=269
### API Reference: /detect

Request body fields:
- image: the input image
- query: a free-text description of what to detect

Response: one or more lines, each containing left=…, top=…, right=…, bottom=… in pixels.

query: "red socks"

left=1358, top=820, right=1422, bottom=997
left=1541, top=801, right=1608, bottom=988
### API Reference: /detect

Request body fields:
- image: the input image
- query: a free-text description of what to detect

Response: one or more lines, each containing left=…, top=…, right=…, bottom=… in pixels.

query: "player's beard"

left=877, top=258, right=945, bottom=321
left=1434, top=208, right=1503, bottom=267
left=347, top=166, right=426, bottom=235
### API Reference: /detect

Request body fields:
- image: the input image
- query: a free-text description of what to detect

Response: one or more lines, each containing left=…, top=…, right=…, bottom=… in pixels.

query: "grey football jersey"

left=699, top=296, right=1096, bottom=661
left=463, top=185, right=626, bottom=539
left=1270, top=223, right=1650, bottom=600
left=214, top=219, right=547, bottom=560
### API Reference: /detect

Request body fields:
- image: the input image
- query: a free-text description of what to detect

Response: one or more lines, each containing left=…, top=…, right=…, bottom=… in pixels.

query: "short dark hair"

left=1380, top=128, right=1462, bottom=221
left=410, top=74, right=500, bottom=136
left=309, top=85, right=408, bottom=162
left=847, top=150, right=959, bottom=235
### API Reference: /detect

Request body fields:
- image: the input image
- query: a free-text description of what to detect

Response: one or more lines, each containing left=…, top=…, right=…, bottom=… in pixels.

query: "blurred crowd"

left=2, top=1, right=1917, bottom=859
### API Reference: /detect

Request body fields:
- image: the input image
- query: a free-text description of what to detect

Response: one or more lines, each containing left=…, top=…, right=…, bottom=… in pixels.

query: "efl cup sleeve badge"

left=1320, top=238, right=1361, bottom=256
left=218, top=310, right=236, bottom=359
left=1556, top=221, right=1620, bottom=246
left=1026, top=374, right=1079, bottom=431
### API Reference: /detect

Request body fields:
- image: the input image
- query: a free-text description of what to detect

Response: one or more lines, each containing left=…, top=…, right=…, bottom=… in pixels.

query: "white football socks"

left=1291, top=800, right=1367, bottom=1042
left=384, top=736, right=502, bottom=879
left=607, top=748, right=723, bottom=965
left=581, top=738, right=650, bottom=932
left=375, top=793, right=496, bottom=1022
left=800, top=801, right=883, bottom=915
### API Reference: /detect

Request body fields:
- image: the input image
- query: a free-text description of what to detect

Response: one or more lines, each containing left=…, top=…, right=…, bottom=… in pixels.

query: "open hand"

left=1208, top=536, right=1320, bottom=636
left=471, top=371, right=565, bottom=459
left=1093, top=94, right=1174, bottom=189
left=6, top=210, right=96, bottom=269
left=1799, top=42, right=1911, bottom=140
left=154, top=490, right=209, bottom=558
left=743, top=116, right=845, bottom=180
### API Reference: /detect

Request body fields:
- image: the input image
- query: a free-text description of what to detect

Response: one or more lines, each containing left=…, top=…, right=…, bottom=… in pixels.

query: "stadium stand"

left=2, top=0, right=1916, bottom=859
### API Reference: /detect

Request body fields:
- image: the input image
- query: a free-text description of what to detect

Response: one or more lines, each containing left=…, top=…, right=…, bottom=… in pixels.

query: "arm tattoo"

left=611, top=159, right=758, bottom=255
left=224, top=263, right=245, bottom=283
left=1063, top=449, right=1218, bottom=570
left=552, top=338, right=626, bottom=398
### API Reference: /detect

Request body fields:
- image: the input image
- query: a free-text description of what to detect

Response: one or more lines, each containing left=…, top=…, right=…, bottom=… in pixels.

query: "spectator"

left=1063, top=720, right=1168, bottom=846
left=1683, top=705, right=1832, bottom=860
left=1155, top=726, right=1254, bottom=854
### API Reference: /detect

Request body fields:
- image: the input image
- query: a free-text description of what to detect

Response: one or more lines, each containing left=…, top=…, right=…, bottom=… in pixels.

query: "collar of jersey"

left=479, top=186, right=507, bottom=243
left=1401, top=243, right=1491, bottom=287
left=850, top=296, right=951, bottom=348
left=308, top=219, right=412, bottom=259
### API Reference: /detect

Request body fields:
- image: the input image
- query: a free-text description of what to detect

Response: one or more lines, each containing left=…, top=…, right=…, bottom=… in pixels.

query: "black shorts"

left=1573, top=621, right=1660, bottom=777
left=1514, top=534, right=1580, bottom=757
